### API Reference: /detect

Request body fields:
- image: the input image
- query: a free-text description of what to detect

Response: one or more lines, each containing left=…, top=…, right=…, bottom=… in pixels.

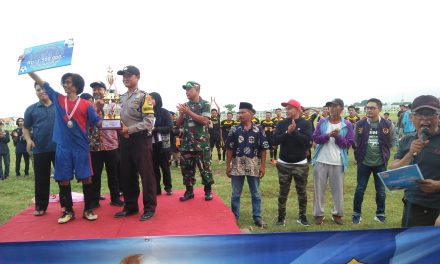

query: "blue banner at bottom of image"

left=1, top=226, right=440, bottom=263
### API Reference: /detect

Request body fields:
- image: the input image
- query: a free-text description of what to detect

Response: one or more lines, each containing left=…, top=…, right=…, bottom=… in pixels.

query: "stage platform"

left=0, top=187, right=240, bottom=242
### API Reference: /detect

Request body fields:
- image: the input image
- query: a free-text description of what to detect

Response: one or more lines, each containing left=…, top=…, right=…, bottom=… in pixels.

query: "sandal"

left=34, top=210, right=45, bottom=216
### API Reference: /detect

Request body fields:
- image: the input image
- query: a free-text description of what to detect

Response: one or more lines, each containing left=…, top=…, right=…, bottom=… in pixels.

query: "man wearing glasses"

left=392, top=95, right=440, bottom=227
left=351, top=98, right=396, bottom=224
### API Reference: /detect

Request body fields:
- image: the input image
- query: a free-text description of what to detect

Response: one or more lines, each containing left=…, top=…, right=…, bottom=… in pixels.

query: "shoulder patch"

left=142, top=95, right=154, bottom=114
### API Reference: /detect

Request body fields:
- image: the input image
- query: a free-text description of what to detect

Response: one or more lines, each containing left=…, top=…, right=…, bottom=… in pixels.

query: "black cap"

left=80, top=93, right=93, bottom=101
left=325, top=98, right=344, bottom=108
left=411, top=95, right=440, bottom=112
left=117, top=65, right=140, bottom=76
left=90, top=81, right=107, bottom=90
left=239, top=102, right=255, bottom=113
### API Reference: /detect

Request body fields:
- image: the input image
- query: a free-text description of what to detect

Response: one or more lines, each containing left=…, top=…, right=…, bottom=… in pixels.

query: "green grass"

left=0, top=143, right=404, bottom=233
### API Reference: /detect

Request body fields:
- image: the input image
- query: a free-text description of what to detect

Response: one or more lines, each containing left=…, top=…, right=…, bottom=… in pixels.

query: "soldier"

left=177, top=81, right=214, bottom=201
left=113, top=65, right=156, bottom=221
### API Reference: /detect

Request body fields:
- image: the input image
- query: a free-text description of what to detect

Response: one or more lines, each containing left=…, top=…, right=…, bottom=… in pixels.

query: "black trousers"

left=34, top=151, right=55, bottom=211
left=16, top=152, right=30, bottom=175
left=402, top=199, right=439, bottom=227
left=91, top=149, right=121, bottom=204
left=153, top=143, right=172, bottom=193
left=120, top=134, right=156, bottom=212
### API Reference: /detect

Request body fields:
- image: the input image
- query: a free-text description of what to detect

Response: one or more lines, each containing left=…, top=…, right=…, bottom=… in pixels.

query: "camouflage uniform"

left=179, top=97, right=213, bottom=186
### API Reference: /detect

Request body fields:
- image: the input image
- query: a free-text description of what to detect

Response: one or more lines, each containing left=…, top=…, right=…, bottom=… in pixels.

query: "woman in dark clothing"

left=150, top=92, right=174, bottom=195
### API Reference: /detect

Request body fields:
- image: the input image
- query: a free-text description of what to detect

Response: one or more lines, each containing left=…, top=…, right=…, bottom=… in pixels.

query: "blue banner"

left=1, top=227, right=440, bottom=263
left=18, top=39, right=74, bottom=75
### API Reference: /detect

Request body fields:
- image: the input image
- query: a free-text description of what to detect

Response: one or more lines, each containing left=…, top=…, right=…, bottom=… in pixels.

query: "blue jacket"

left=312, top=117, right=354, bottom=171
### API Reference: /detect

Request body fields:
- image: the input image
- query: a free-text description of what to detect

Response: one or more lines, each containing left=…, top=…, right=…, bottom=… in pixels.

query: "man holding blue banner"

left=392, top=95, right=440, bottom=227
left=20, top=60, right=102, bottom=224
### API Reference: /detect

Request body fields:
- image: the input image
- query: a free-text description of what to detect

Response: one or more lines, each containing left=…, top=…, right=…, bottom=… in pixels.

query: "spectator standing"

left=23, top=82, right=56, bottom=215
left=352, top=98, right=396, bottom=224
left=273, top=99, right=313, bottom=227
left=225, top=102, right=269, bottom=228
left=312, top=98, right=354, bottom=225
left=0, top=121, right=10, bottom=180
left=11, top=118, right=30, bottom=176
left=392, top=95, right=440, bottom=227
left=401, top=104, right=416, bottom=135
left=209, top=99, right=223, bottom=164
left=150, top=92, right=173, bottom=196
left=220, top=112, right=236, bottom=164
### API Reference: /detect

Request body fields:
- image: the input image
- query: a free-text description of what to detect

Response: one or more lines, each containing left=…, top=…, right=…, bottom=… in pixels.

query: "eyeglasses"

left=412, top=112, right=439, bottom=120
left=365, top=106, right=378, bottom=111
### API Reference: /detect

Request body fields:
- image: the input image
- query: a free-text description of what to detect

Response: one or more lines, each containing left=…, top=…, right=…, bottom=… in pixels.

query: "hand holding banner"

left=18, top=39, right=74, bottom=75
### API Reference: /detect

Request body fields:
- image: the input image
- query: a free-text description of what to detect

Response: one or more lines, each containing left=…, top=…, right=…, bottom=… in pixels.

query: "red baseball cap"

left=281, top=99, right=301, bottom=110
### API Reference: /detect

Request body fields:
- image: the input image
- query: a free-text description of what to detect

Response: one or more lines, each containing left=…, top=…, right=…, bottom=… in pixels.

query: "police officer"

left=177, top=81, right=214, bottom=201
left=113, top=65, right=157, bottom=221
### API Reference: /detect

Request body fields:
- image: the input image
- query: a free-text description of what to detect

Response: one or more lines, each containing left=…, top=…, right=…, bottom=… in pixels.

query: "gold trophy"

left=101, top=66, right=122, bottom=130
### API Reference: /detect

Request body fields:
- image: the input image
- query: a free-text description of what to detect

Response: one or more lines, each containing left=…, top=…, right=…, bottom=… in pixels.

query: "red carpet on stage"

left=0, top=188, right=240, bottom=242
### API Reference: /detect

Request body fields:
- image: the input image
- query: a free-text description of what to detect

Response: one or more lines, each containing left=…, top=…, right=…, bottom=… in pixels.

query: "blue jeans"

left=231, top=176, right=261, bottom=221
left=353, top=163, right=386, bottom=216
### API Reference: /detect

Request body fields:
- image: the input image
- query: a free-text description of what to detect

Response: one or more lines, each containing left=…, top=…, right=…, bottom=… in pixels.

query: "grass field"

left=0, top=143, right=405, bottom=233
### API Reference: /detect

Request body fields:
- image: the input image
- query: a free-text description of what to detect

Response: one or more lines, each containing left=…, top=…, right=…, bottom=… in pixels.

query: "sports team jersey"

left=260, top=119, right=275, bottom=135
left=302, top=113, right=318, bottom=131
left=43, top=82, right=100, bottom=151
left=345, top=115, right=361, bottom=127
left=251, top=117, right=260, bottom=125
left=272, top=116, right=285, bottom=127
left=234, top=119, right=241, bottom=125
left=209, top=115, right=221, bottom=139
left=221, top=119, right=235, bottom=138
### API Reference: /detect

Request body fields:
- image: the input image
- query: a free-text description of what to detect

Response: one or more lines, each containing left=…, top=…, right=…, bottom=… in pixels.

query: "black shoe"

left=179, top=192, right=194, bottom=201
left=179, top=187, right=194, bottom=202
left=99, top=195, right=106, bottom=201
left=140, top=211, right=155, bottom=221
left=254, top=218, right=268, bottom=228
left=204, top=192, right=213, bottom=201
left=114, top=209, right=139, bottom=218
left=276, top=216, right=285, bottom=226
left=16, top=174, right=21, bottom=177
left=165, top=189, right=173, bottom=196
left=110, top=199, right=124, bottom=207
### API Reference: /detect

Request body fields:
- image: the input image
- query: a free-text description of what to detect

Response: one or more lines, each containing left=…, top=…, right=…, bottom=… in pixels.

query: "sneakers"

left=297, top=215, right=310, bottom=226
left=276, top=217, right=285, bottom=226
left=83, top=210, right=98, bottom=221
left=352, top=214, right=362, bottom=224
left=374, top=215, right=386, bottom=223
left=314, top=216, right=325, bottom=225
left=331, top=215, right=344, bottom=225
left=58, top=211, right=75, bottom=224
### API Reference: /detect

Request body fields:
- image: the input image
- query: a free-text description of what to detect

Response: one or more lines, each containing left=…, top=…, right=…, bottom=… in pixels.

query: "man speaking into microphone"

left=392, top=95, right=440, bottom=227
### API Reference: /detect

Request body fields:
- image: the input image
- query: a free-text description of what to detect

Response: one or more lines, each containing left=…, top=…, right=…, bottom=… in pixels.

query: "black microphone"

left=420, top=127, right=430, bottom=141
left=413, top=127, right=430, bottom=156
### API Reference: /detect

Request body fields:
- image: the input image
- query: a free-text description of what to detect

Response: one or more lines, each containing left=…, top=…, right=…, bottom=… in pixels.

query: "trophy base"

left=101, top=119, right=122, bottom=130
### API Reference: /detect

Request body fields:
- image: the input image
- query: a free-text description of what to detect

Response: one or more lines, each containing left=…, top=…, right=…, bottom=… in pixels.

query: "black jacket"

left=273, top=117, right=312, bottom=163
left=150, top=92, right=173, bottom=152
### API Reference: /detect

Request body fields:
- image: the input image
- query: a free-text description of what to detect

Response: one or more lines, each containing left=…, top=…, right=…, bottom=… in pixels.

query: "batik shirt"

left=180, top=97, right=211, bottom=152
left=225, top=123, right=269, bottom=177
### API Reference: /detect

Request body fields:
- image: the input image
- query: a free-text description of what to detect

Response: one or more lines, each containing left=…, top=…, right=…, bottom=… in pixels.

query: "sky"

left=1, top=0, right=440, bottom=117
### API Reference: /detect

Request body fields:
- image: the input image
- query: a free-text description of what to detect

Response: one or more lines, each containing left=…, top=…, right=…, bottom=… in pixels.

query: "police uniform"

left=119, top=88, right=156, bottom=214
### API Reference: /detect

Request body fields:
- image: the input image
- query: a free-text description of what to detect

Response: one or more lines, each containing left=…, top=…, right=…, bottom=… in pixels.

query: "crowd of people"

left=2, top=61, right=440, bottom=229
